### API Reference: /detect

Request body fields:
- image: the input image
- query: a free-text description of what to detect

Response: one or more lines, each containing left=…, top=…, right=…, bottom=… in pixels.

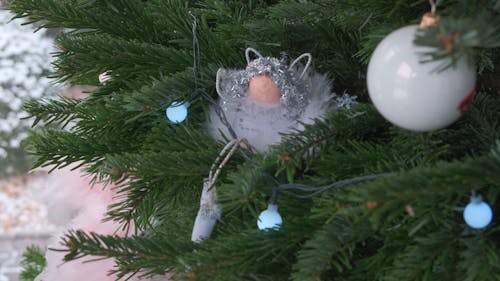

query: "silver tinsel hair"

left=209, top=48, right=335, bottom=153
left=216, top=48, right=311, bottom=120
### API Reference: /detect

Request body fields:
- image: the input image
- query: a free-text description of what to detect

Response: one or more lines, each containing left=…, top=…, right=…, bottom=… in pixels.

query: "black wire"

left=276, top=173, right=395, bottom=199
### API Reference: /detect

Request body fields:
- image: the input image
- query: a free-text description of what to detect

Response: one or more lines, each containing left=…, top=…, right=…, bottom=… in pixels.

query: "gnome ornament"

left=207, top=48, right=334, bottom=153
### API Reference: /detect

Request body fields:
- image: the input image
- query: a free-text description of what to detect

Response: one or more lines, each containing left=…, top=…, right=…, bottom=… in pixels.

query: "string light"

left=257, top=204, right=282, bottom=230
left=166, top=101, right=189, bottom=123
left=464, top=194, right=493, bottom=229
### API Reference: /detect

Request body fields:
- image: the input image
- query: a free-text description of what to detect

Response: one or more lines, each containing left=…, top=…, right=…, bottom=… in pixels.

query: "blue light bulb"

left=463, top=196, right=493, bottom=229
left=166, top=101, right=189, bottom=123
left=257, top=204, right=282, bottom=230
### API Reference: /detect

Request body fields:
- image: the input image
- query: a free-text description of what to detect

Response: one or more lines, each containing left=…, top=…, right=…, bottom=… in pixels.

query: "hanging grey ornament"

left=207, top=48, right=335, bottom=153
left=191, top=177, right=221, bottom=243
left=191, top=139, right=245, bottom=243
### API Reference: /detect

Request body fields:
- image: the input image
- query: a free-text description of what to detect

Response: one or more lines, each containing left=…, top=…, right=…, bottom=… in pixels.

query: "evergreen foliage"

left=8, top=0, right=500, bottom=280
left=19, top=246, right=46, bottom=281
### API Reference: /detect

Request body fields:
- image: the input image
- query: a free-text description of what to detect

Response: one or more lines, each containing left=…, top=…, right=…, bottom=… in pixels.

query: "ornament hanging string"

left=190, top=11, right=200, bottom=91
left=188, top=12, right=238, bottom=140
left=429, top=0, right=441, bottom=14
left=419, top=0, right=442, bottom=29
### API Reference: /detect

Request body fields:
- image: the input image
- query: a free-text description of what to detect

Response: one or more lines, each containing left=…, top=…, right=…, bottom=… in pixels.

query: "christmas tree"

left=8, top=0, right=500, bottom=280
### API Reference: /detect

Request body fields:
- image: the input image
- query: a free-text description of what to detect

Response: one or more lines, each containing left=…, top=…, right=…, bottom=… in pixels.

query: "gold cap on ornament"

left=419, top=12, right=440, bottom=29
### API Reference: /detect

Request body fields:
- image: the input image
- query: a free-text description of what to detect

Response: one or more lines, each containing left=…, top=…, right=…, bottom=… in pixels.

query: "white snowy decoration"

left=0, top=10, right=58, bottom=174
left=207, top=48, right=334, bottom=153
left=367, top=25, right=476, bottom=131
left=336, top=92, right=358, bottom=109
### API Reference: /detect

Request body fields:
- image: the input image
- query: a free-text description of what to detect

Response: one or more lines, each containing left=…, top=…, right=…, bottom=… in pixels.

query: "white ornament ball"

left=248, top=75, right=281, bottom=104
left=166, top=101, right=189, bottom=123
left=367, top=25, right=476, bottom=131
left=257, top=204, right=282, bottom=231
left=463, top=199, right=493, bottom=229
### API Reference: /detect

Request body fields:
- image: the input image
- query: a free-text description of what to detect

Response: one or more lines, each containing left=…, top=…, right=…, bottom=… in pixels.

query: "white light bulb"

left=166, top=101, right=189, bottom=123
left=257, top=204, right=282, bottom=231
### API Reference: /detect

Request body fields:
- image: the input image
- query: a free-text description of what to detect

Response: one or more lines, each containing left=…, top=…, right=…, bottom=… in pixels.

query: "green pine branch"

left=414, top=1, right=500, bottom=70
left=291, top=217, right=373, bottom=281
left=23, top=96, right=82, bottom=127
left=10, top=0, right=187, bottom=44
left=60, top=230, right=189, bottom=278
left=54, top=32, right=192, bottom=83
left=20, top=246, right=47, bottom=281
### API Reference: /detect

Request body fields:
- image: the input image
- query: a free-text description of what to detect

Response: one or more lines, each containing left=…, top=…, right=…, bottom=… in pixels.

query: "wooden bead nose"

left=248, top=75, right=281, bottom=104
